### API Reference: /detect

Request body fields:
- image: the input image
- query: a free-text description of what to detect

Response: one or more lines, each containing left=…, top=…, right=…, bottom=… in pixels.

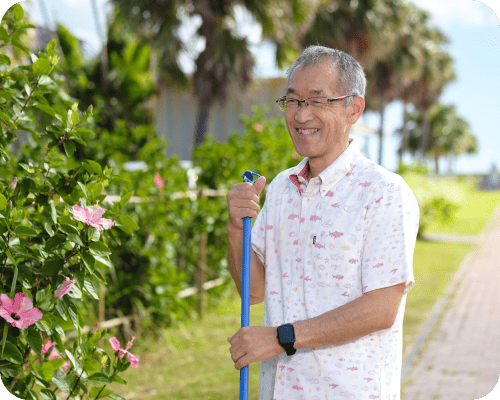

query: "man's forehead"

left=287, top=63, right=340, bottom=95
left=286, top=87, right=325, bottom=95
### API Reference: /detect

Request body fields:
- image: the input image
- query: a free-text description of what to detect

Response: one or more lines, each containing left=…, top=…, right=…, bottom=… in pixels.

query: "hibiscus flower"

left=54, top=277, right=77, bottom=299
left=109, top=336, right=139, bottom=368
left=71, top=204, right=114, bottom=231
left=42, top=341, right=70, bottom=371
left=0, top=292, right=43, bottom=329
left=154, top=173, right=164, bottom=189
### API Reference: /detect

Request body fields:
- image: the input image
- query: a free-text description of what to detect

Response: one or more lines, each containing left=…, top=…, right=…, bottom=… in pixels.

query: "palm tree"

left=109, top=0, right=320, bottom=148
left=397, top=103, right=477, bottom=173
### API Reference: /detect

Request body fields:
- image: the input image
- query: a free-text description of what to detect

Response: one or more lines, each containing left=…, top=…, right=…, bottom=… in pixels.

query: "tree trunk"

left=194, top=99, right=210, bottom=148
left=419, top=109, right=431, bottom=161
left=399, top=102, right=409, bottom=163
left=378, top=98, right=386, bottom=166
left=434, top=153, right=439, bottom=174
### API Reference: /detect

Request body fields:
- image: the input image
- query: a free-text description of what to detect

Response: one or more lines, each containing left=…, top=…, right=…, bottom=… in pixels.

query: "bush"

left=1, top=5, right=139, bottom=398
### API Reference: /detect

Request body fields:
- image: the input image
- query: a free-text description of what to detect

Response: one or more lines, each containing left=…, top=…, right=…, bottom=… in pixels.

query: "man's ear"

left=348, top=96, right=365, bottom=125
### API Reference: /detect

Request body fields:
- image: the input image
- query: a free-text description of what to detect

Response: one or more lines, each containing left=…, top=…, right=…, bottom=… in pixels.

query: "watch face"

left=280, top=325, right=295, bottom=344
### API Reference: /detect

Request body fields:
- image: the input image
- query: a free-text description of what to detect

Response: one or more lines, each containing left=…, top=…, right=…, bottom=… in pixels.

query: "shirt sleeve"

left=251, top=183, right=270, bottom=268
left=361, top=177, right=420, bottom=295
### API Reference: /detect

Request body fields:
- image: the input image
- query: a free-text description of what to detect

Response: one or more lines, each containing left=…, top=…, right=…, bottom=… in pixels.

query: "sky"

left=3, top=0, right=500, bottom=175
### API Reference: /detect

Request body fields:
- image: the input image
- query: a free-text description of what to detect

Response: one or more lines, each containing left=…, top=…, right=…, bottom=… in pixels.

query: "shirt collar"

left=288, top=138, right=362, bottom=198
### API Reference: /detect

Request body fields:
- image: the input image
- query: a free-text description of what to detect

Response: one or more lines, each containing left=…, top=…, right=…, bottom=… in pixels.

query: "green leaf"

left=108, top=393, right=126, bottom=400
left=52, top=374, right=71, bottom=393
left=1, top=343, right=23, bottom=364
left=15, top=225, right=38, bottom=236
left=89, top=387, right=113, bottom=398
left=42, top=257, right=64, bottom=275
left=0, top=53, right=11, bottom=65
left=0, top=26, right=9, bottom=43
left=34, top=103, right=57, bottom=118
left=67, top=233, right=84, bottom=246
left=112, top=374, right=126, bottom=385
left=119, top=190, right=134, bottom=209
left=88, top=182, right=103, bottom=200
left=65, top=349, right=83, bottom=375
left=117, top=214, right=139, bottom=232
left=84, top=276, right=98, bottom=299
left=63, top=140, right=76, bottom=157
left=81, top=251, right=95, bottom=273
left=13, top=3, right=24, bottom=21
left=85, top=160, right=102, bottom=175
left=44, top=234, right=66, bottom=251
left=35, top=314, right=53, bottom=332
left=88, top=372, right=113, bottom=385
left=50, top=201, right=58, bottom=224
left=26, top=329, right=43, bottom=355
left=83, top=359, right=100, bottom=375
left=40, top=389, right=57, bottom=400
left=94, top=255, right=113, bottom=268
left=38, top=361, right=56, bottom=382
left=89, top=241, right=111, bottom=257
left=33, top=58, right=51, bottom=76
left=67, top=283, right=82, bottom=299
left=59, top=223, right=79, bottom=235
left=55, top=298, right=68, bottom=321
left=48, top=357, right=66, bottom=370
left=0, top=193, right=6, bottom=210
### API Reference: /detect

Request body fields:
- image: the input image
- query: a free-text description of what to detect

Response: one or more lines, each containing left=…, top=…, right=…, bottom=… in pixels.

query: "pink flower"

left=71, top=204, right=114, bottom=231
left=9, top=177, right=17, bottom=191
left=154, top=173, right=164, bottom=189
left=54, top=277, right=77, bottom=299
left=0, top=292, right=43, bottom=329
left=109, top=336, right=139, bottom=368
left=42, top=341, right=70, bottom=371
left=253, top=123, right=264, bottom=132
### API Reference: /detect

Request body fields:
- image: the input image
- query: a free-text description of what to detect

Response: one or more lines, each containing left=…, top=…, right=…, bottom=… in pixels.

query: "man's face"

left=285, top=61, right=362, bottom=170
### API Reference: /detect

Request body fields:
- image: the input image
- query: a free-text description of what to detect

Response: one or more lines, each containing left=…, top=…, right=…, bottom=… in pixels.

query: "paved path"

left=402, top=209, right=500, bottom=400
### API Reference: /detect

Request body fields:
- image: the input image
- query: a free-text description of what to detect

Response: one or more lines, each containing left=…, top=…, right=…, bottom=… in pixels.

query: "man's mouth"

left=297, top=128, right=320, bottom=135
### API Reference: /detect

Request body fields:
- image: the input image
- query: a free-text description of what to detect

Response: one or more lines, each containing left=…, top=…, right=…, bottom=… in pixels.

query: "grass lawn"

left=404, top=174, right=500, bottom=235
left=107, top=176, right=500, bottom=399
left=108, top=241, right=472, bottom=400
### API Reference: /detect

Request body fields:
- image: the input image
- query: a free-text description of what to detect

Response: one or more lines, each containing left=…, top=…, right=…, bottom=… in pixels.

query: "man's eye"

left=310, top=100, right=323, bottom=105
left=286, top=99, right=298, bottom=104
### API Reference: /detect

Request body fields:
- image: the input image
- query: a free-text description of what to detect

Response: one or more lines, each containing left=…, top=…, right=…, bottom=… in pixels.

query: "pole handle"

left=240, top=170, right=260, bottom=400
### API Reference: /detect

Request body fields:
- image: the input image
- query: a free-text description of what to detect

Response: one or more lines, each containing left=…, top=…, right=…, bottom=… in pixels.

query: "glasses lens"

left=278, top=99, right=286, bottom=111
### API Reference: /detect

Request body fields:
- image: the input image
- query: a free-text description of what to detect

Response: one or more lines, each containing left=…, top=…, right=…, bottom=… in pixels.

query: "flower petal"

left=13, top=292, right=34, bottom=313
left=71, top=205, right=89, bottom=223
left=109, top=337, right=121, bottom=352
left=97, top=218, right=114, bottom=230
left=54, top=277, right=76, bottom=298
left=42, top=341, right=54, bottom=356
left=89, top=206, right=105, bottom=223
left=15, top=306, right=43, bottom=329
left=0, top=293, right=15, bottom=313
left=127, top=352, right=139, bottom=368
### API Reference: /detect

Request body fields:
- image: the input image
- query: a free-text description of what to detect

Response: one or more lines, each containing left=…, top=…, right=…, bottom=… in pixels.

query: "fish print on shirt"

left=251, top=138, right=419, bottom=400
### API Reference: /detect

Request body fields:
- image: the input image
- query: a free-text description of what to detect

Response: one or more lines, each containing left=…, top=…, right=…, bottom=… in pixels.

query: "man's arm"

left=293, top=282, right=407, bottom=349
left=227, top=224, right=266, bottom=305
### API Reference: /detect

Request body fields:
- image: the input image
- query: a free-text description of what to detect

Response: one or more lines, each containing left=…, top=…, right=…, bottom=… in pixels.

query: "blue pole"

left=240, top=171, right=260, bottom=400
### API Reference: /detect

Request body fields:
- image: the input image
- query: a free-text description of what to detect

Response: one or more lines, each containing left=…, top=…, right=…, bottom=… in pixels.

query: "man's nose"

left=294, top=103, right=315, bottom=123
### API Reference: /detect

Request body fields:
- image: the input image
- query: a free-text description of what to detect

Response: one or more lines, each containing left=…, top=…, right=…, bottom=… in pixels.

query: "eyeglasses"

left=276, top=94, right=356, bottom=112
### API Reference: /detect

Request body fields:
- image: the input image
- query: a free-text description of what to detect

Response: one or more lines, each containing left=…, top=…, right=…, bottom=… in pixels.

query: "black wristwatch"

left=277, top=323, right=296, bottom=356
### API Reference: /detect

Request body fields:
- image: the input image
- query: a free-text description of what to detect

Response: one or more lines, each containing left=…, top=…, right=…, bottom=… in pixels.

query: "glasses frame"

left=276, top=94, right=356, bottom=112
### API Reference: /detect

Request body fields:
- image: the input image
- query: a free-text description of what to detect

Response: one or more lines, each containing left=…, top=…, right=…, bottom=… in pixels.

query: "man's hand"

left=227, top=326, right=284, bottom=370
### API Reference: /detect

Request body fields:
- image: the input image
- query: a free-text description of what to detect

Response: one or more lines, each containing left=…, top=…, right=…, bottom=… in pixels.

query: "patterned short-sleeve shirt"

left=251, top=138, right=419, bottom=400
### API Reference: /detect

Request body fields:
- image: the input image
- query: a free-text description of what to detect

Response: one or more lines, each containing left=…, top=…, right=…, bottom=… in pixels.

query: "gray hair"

left=286, top=45, right=366, bottom=108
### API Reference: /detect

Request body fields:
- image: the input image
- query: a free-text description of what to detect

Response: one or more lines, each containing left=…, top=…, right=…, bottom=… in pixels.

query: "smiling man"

left=226, top=45, right=420, bottom=400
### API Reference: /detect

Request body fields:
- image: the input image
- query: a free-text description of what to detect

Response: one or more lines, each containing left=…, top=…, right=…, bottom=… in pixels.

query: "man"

left=226, top=45, right=419, bottom=400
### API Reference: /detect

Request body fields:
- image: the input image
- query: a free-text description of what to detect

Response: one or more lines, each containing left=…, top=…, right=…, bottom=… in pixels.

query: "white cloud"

left=410, top=0, right=498, bottom=28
